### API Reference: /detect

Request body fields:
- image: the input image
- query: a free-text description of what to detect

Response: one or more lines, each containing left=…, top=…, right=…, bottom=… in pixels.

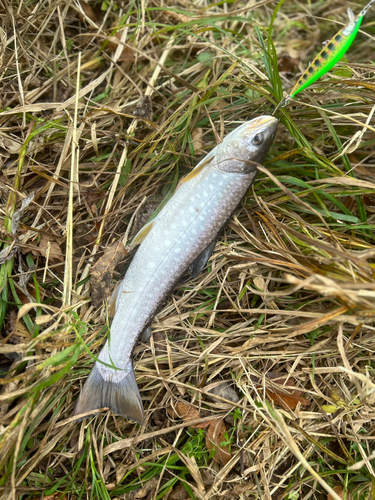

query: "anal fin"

left=189, top=240, right=216, bottom=279
left=139, top=324, right=152, bottom=343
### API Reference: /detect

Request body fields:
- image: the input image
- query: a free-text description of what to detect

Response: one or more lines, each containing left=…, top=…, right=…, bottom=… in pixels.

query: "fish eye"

left=252, top=133, right=263, bottom=145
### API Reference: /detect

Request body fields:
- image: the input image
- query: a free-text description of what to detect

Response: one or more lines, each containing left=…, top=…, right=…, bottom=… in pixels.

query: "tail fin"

left=73, top=361, right=144, bottom=423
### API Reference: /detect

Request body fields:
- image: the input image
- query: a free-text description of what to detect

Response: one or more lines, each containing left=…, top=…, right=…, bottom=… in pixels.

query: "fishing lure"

left=289, top=6, right=365, bottom=98
left=272, top=0, right=374, bottom=112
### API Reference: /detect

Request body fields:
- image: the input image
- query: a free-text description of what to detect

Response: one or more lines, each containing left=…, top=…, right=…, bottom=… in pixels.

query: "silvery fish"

left=74, top=116, right=278, bottom=423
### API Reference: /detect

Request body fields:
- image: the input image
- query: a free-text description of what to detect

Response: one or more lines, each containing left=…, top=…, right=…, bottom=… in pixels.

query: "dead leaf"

left=116, top=463, right=128, bottom=485
left=231, top=483, right=256, bottom=496
left=8, top=312, right=31, bottom=345
left=354, top=164, right=373, bottom=177
left=11, top=192, right=34, bottom=235
left=342, top=196, right=355, bottom=211
left=0, top=244, right=18, bottom=265
left=0, top=134, right=22, bottom=155
left=206, top=381, right=239, bottom=405
left=206, top=419, right=232, bottom=466
left=328, top=485, right=351, bottom=500
left=105, top=31, right=135, bottom=62
left=0, top=380, right=19, bottom=419
left=36, top=234, right=64, bottom=262
left=35, top=314, right=53, bottom=325
left=90, top=240, right=128, bottom=308
left=132, top=95, right=152, bottom=120
left=24, top=74, right=41, bottom=89
left=252, top=373, right=310, bottom=410
left=168, top=401, right=209, bottom=429
left=263, top=388, right=310, bottom=410
left=164, top=10, right=191, bottom=23
left=191, top=128, right=203, bottom=154
left=0, top=27, right=6, bottom=68
left=79, top=0, right=98, bottom=23
left=202, top=470, right=215, bottom=486
left=132, top=200, right=159, bottom=236
left=126, top=477, right=158, bottom=499
left=169, top=485, right=189, bottom=500
left=4, top=309, right=31, bottom=360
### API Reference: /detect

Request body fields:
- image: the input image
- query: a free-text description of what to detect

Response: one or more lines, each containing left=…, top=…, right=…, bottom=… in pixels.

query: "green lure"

left=290, top=7, right=363, bottom=98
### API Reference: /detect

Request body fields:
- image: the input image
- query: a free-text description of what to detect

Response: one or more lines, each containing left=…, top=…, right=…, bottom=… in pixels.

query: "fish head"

left=215, top=116, right=278, bottom=174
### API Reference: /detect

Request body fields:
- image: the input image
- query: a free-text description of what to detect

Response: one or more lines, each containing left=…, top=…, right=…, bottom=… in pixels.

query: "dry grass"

left=0, top=0, right=375, bottom=499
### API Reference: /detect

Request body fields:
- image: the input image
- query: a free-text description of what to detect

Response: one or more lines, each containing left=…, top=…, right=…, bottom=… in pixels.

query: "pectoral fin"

left=179, top=156, right=213, bottom=185
left=129, top=219, right=155, bottom=249
left=108, top=281, right=121, bottom=320
left=189, top=240, right=216, bottom=279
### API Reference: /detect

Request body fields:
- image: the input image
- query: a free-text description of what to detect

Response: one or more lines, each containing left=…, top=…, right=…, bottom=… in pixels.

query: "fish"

left=74, top=115, right=278, bottom=423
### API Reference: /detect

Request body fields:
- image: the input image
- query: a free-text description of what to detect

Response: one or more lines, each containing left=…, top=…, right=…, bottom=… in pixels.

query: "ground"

left=0, top=0, right=375, bottom=499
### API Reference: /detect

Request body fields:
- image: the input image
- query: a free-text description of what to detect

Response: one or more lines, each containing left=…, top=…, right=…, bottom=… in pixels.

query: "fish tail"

left=73, top=361, right=144, bottom=423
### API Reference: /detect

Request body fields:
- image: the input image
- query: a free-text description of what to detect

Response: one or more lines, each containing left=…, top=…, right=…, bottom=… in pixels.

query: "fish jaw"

left=214, top=116, right=278, bottom=174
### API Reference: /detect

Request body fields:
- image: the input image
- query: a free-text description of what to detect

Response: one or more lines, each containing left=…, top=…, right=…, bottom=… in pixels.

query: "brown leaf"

left=116, top=463, right=128, bottom=485
left=168, top=402, right=211, bottom=429
left=164, top=10, right=191, bottom=23
left=126, top=477, right=158, bottom=499
left=168, top=401, right=209, bottom=428
left=90, top=240, right=128, bottom=308
left=191, top=128, right=203, bottom=154
left=36, top=234, right=64, bottom=262
left=264, top=388, right=310, bottom=410
left=105, top=31, right=135, bottom=62
left=349, top=153, right=372, bottom=177
left=232, top=483, right=256, bottom=496
left=79, top=0, right=98, bottom=23
left=252, top=373, right=310, bottom=410
left=202, top=470, right=215, bottom=486
left=169, top=485, right=189, bottom=500
left=7, top=310, right=31, bottom=344
left=328, top=485, right=351, bottom=500
left=206, top=419, right=232, bottom=466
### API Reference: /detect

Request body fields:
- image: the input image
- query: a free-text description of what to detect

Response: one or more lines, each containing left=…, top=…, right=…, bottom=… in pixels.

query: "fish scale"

left=74, top=115, right=278, bottom=423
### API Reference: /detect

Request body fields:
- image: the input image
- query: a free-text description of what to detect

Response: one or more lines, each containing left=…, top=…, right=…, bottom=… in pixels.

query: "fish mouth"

left=239, top=115, right=278, bottom=139
left=246, top=115, right=278, bottom=131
